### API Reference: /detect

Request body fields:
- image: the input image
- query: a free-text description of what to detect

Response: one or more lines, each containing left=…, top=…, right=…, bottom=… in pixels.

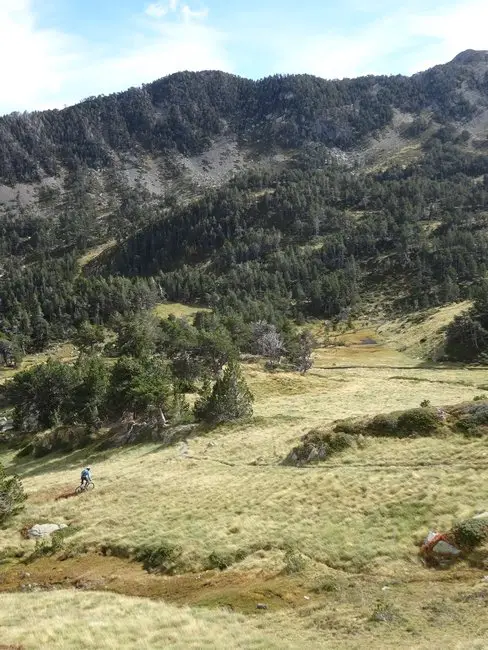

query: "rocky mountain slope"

left=1, top=50, right=488, bottom=207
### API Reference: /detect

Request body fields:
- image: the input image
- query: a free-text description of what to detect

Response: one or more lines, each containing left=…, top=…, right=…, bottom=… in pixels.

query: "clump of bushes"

left=366, top=408, right=440, bottom=438
left=451, top=518, right=488, bottom=551
left=0, top=464, right=26, bottom=524
left=206, top=548, right=248, bottom=570
left=365, top=413, right=399, bottom=436
left=29, top=427, right=95, bottom=458
left=283, top=428, right=359, bottom=465
left=27, top=526, right=79, bottom=561
left=134, top=540, right=183, bottom=574
left=454, top=401, right=488, bottom=437
left=396, top=408, right=440, bottom=436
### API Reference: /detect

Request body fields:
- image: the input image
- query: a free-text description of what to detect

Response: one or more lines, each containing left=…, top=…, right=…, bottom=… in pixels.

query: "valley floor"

left=2, top=322, right=488, bottom=648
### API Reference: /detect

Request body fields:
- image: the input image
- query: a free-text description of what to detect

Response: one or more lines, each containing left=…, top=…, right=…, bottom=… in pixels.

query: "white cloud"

left=0, top=0, right=80, bottom=114
left=0, top=0, right=230, bottom=115
left=273, top=0, right=488, bottom=79
left=181, top=5, right=209, bottom=22
left=145, top=1, right=180, bottom=19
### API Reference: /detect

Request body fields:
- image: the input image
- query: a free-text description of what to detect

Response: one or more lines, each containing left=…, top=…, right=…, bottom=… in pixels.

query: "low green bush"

left=333, top=420, right=358, bottom=435
left=0, top=464, right=26, bottom=524
left=27, top=526, right=79, bottom=562
left=206, top=548, right=248, bottom=570
left=284, top=427, right=358, bottom=465
left=396, top=408, right=440, bottom=436
left=283, top=548, right=306, bottom=574
left=134, top=541, right=183, bottom=574
left=451, top=518, right=488, bottom=550
left=366, top=413, right=398, bottom=435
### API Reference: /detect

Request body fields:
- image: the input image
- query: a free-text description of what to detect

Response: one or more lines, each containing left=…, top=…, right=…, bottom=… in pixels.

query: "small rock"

left=256, top=603, right=268, bottom=610
left=27, top=523, right=67, bottom=539
left=304, top=595, right=310, bottom=600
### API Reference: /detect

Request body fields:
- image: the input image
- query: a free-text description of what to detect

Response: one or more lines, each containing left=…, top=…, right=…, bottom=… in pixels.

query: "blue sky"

left=1, top=0, right=487, bottom=114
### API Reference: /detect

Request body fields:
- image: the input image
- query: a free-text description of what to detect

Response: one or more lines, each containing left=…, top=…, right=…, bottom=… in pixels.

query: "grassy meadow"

left=2, top=307, right=488, bottom=648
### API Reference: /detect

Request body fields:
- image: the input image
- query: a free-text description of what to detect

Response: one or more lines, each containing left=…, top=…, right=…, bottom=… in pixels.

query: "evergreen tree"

left=73, top=322, right=106, bottom=354
left=286, top=330, right=316, bottom=374
left=194, top=361, right=254, bottom=424
left=107, top=356, right=174, bottom=417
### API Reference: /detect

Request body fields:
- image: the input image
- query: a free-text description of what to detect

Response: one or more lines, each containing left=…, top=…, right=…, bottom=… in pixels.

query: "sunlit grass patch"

left=153, top=302, right=210, bottom=320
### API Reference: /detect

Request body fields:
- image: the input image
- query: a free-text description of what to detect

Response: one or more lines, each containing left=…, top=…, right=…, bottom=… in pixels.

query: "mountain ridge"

left=1, top=50, right=488, bottom=192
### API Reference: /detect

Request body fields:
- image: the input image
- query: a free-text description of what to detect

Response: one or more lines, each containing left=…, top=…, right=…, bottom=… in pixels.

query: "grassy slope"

left=153, top=302, right=211, bottom=320
left=2, top=307, right=488, bottom=648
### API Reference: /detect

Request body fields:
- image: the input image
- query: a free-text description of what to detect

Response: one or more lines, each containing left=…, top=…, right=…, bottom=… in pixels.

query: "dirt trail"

left=0, top=554, right=309, bottom=612
left=1, top=551, right=486, bottom=616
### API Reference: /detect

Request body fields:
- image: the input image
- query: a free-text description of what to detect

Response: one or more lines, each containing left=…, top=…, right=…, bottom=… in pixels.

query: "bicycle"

left=75, top=480, right=95, bottom=494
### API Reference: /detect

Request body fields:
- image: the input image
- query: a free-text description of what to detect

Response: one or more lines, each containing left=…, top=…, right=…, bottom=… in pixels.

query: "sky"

left=0, top=0, right=487, bottom=115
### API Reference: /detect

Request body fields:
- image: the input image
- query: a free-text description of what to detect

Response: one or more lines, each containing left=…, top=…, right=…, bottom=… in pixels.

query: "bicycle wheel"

left=85, top=481, right=95, bottom=490
left=75, top=485, right=83, bottom=494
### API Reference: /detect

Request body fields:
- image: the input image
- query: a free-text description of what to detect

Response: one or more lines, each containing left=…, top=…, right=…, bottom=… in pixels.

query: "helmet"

left=86, top=467, right=91, bottom=470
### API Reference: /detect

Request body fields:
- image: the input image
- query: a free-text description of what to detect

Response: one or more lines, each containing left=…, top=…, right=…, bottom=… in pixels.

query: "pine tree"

left=286, top=330, right=315, bottom=374
left=194, top=361, right=254, bottom=424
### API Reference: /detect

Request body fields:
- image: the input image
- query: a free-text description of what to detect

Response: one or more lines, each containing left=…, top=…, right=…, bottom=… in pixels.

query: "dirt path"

left=0, top=554, right=309, bottom=612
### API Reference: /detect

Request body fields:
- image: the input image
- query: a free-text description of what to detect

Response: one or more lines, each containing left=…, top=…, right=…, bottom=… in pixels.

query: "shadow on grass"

left=5, top=443, right=133, bottom=480
left=141, top=414, right=300, bottom=458
left=3, top=413, right=303, bottom=477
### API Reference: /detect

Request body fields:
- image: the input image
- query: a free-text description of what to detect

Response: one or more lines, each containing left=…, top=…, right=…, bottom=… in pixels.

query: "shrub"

left=311, top=578, right=340, bottom=593
left=284, top=428, right=358, bottom=465
left=366, top=413, right=398, bottom=435
left=26, top=526, right=79, bottom=562
left=451, top=518, right=488, bottom=550
left=396, top=408, right=440, bottom=436
left=206, top=548, right=248, bottom=570
left=370, top=599, right=400, bottom=623
left=464, top=403, right=488, bottom=424
left=283, top=548, right=306, bottom=574
left=333, top=420, right=358, bottom=434
left=0, top=464, right=26, bottom=524
left=455, top=403, right=488, bottom=437
left=420, top=399, right=431, bottom=408
left=134, top=541, right=182, bottom=574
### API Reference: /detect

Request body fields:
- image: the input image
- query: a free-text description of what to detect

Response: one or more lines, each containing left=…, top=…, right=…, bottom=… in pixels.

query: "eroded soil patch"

left=0, top=554, right=308, bottom=612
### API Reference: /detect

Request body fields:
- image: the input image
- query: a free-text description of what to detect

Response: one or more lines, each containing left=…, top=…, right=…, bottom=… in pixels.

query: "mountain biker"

left=80, top=467, right=92, bottom=487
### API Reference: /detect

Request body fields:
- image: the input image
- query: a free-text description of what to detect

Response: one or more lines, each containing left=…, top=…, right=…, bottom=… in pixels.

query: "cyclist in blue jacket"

left=80, top=467, right=92, bottom=487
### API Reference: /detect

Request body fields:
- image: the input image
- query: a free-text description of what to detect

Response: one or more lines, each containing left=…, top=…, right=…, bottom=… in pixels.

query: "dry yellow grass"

left=77, top=239, right=116, bottom=269
left=0, top=590, right=293, bottom=649
left=2, top=312, right=488, bottom=648
left=378, top=301, right=472, bottom=357
left=153, top=302, right=210, bottom=320
left=0, top=342, right=77, bottom=385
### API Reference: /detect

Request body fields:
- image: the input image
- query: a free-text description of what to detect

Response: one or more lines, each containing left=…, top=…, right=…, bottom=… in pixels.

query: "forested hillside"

left=0, top=50, right=486, bottom=184
left=1, top=51, right=488, bottom=357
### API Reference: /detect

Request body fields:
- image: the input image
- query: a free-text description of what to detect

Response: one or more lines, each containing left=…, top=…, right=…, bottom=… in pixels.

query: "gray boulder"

left=27, top=523, right=67, bottom=539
